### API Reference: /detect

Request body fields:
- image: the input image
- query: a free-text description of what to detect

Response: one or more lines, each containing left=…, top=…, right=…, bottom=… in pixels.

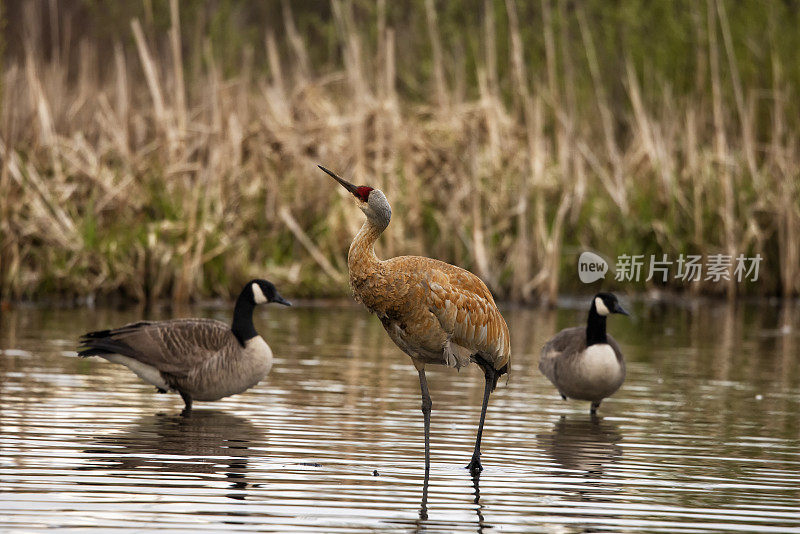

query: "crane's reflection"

left=415, top=468, right=489, bottom=533
left=79, top=410, right=262, bottom=501
left=471, top=471, right=487, bottom=534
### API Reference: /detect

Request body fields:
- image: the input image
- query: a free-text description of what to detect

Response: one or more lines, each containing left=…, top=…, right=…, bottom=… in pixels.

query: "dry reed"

left=1, top=0, right=797, bottom=304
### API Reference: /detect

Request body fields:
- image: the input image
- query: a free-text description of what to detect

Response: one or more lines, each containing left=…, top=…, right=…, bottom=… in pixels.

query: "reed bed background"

left=1, top=0, right=798, bottom=305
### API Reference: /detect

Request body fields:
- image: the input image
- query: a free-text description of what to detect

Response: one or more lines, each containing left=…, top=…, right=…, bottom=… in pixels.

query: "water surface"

left=1, top=297, right=799, bottom=532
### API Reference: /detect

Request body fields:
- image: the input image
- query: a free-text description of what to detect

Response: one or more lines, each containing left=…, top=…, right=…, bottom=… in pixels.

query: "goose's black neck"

left=586, top=305, right=608, bottom=346
left=231, top=289, right=257, bottom=347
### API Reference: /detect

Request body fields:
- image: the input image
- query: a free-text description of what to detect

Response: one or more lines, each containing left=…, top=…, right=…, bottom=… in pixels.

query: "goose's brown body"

left=539, top=327, right=625, bottom=401
left=537, top=293, right=629, bottom=414
left=81, top=319, right=273, bottom=401
left=77, top=279, right=290, bottom=415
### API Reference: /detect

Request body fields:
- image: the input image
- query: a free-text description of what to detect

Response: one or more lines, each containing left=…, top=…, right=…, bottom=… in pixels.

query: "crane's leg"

left=179, top=390, right=193, bottom=417
left=467, top=364, right=496, bottom=474
left=419, top=465, right=430, bottom=520
left=418, top=368, right=432, bottom=473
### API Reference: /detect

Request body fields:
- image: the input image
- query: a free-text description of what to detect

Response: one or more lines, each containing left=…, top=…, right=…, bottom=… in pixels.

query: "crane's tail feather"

left=473, top=354, right=508, bottom=392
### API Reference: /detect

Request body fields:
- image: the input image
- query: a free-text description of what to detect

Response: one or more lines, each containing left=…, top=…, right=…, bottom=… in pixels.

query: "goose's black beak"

left=614, top=302, right=629, bottom=316
left=273, top=295, right=292, bottom=306
left=319, top=165, right=359, bottom=196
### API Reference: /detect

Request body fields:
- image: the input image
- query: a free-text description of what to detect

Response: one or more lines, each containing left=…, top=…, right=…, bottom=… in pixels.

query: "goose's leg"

left=179, top=390, right=193, bottom=417
left=467, top=365, right=495, bottom=474
left=590, top=401, right=601, bottom=415
left=418, top=368, right=432, bottom=473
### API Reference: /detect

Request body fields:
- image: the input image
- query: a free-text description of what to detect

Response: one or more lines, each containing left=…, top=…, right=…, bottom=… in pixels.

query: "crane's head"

left=319, top=165, right=392, bottom=229
left=592, top=292, right=629, bottom=317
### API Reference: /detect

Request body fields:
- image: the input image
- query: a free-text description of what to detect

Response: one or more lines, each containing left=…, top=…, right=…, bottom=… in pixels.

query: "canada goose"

left=539, top=293, right=629, bottom=414
left=78, top=279, right=290, bottom=415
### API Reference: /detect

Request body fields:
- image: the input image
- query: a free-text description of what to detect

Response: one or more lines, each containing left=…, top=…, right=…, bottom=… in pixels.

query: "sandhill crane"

left=78, top=280, right=291, bottom=416
left=539, top=292, right=628, bottom=415
left=320, top=165, right=511, bottom=474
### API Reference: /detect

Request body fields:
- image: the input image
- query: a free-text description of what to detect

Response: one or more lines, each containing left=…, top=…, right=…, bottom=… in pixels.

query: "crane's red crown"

left=355, top=186, right=373, bottom=202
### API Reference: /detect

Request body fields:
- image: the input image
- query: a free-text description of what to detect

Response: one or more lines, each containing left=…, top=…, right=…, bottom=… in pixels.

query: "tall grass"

left=1, top=0, right=798, bottom=304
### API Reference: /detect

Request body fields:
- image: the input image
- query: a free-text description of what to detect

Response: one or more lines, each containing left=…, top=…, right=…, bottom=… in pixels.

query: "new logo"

left=578, top=251, right=609, bottom=283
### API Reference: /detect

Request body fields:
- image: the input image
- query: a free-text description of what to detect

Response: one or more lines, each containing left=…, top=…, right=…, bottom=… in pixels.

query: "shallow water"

left=1, top=297, right=799, bottom=532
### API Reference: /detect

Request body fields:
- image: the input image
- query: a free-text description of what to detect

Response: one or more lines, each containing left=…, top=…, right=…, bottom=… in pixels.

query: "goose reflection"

left=538, top=415, right=622, bottom=475
left=80, top=410, right=262, bottom=499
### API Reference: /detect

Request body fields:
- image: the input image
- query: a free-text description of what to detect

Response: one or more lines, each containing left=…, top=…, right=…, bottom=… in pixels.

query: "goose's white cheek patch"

left=252, top=283, right=267, bottom=304
left=595, top=297, right=610, bottom=316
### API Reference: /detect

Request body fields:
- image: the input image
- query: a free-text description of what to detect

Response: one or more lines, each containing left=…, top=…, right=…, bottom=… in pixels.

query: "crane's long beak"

left=318, top=165, right=359, bottom=195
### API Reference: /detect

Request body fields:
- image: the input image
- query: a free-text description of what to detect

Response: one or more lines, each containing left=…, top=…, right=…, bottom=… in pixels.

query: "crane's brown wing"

left=422, top=261, right=511, bottom=370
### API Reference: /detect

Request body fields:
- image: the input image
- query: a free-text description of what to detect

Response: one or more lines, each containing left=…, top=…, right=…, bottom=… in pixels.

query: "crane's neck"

left=348, top=218, right=385, bottom=278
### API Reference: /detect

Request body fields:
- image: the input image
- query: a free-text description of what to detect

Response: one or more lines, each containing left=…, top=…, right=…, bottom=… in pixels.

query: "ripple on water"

left=1, top=303, right=800, bottom=532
